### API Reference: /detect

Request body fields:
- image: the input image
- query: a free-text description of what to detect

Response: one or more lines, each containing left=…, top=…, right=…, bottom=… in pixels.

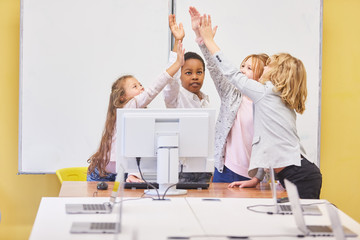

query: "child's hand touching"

left=228, top=177, right=260, bottom=188
left=189, top=6, right=201, bottom=38
left=169, top=14, right=185, bottom=52
left=176, top=40, right=185, bottom=67
left=166, top=40, right=185, bottom=77
left=199, top=15, right=217, bottom=43
left=199, top=14, right=220, bottom=55
left=126, top=175, right=144, bottom=183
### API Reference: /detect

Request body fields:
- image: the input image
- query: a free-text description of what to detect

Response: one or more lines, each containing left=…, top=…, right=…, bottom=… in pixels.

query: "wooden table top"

left=59, top=181, right=287, bottom=198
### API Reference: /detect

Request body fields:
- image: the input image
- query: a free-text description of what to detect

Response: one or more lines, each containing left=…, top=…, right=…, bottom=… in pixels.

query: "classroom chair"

left=56, top=167, right=88, bottom=184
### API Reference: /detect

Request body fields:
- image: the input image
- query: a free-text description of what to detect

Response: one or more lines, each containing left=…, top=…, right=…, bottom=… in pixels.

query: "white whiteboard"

left=19, top=0, right=171, bottom=173
left=19, top=0, right=322, bottom=173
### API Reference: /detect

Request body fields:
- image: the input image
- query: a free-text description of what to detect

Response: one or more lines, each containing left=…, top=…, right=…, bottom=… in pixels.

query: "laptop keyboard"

left=307, top=225, right=332, bottom=232
left=279, top=205, right=292, bottom=211
left=83, top=204, right=106, bottom=211
left=279, top=205, right=311, bottom=213
left=90, top=222, right=116, bottom=230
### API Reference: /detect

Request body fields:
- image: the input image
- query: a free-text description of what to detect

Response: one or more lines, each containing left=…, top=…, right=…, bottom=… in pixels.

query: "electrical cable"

left=246, top=201, right=328, bottom=215
left=246, top=204, right=278, bottom=215
left=162, top=183, right=178, bottom=200
left=135, top=157, right=161, bottom=200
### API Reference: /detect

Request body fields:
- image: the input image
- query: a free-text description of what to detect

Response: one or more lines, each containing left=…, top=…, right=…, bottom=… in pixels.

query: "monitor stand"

left=145, top=135, right=187, bottom=196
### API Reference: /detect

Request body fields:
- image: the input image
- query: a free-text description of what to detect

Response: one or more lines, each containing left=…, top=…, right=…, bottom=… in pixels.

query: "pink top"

left=105, top=71, right=173, bottom=173
left=224, top=96, right=254, bottom=178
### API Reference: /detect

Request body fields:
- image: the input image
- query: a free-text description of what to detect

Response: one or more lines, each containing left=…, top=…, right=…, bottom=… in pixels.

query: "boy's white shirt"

left=163, top=51, right=210, bottom=108
left=124, top=52, right=210, bottom=181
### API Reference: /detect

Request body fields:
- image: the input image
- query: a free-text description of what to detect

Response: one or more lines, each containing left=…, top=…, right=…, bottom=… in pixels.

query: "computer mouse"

left=97, top=181, right=108, bottom=190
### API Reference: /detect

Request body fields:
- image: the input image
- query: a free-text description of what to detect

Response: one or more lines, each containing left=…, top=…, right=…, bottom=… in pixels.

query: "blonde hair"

left=88, top=75, right=133, bottom=177
left=241, top=53, right=269, bottom=81
left=260, top=53, right=307, bottom=114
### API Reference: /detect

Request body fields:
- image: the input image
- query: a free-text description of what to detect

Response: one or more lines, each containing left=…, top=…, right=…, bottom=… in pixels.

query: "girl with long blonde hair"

left=198, top=13, right=322, bottom=199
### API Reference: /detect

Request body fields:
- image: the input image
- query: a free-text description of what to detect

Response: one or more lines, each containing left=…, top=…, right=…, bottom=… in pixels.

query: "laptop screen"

left=284, top=179, right=309, bottom=235
left=269, top=167, right=279, bottom=213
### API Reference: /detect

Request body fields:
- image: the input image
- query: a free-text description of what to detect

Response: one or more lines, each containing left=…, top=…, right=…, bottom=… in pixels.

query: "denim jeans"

left=87, top=167, right=117, bottom=181
left=213, top=165, right=250, bottom=183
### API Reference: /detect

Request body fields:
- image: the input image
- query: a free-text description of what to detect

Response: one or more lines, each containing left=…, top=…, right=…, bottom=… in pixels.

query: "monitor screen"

left=115, top=108, right=215, bottom=183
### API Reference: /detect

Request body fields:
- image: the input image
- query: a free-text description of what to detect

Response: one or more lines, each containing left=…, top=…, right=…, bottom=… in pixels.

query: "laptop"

left=66, top=201, right=113, bottom=214
left=326, top=203, right=346, bottom=240
left=285, top=178, right=357, bottom=237
left=269, top=166, right=322, bottom=215
left=66, top=180, right=121, bottom=214
left=69, top=166, right=124, bottom=234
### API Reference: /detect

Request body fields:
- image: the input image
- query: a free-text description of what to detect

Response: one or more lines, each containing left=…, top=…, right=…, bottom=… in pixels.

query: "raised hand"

left=166, top=40, right=185, bottom=77
left=199, top=14, right=220, bottom=54
left=199, top=14, right=217, bottom=42
left=169, top=14, right=185, bottom=41
left=176, top=40, right=185, bottom=67
left=189, top=6, right=201, bottom=37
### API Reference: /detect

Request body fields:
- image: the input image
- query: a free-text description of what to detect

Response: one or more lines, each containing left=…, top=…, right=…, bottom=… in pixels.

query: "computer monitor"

left=116, top=108, right=215, bottom=195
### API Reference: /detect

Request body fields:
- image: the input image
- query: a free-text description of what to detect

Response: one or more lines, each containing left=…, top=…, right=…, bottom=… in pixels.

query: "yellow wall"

left=320, top=0, right=360, bottom=222
left=0, top=0, right=359, bottom=239
left=0, top=1, right=60, bottom=239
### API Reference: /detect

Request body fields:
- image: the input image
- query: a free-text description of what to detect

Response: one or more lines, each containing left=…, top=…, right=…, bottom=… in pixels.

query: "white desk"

left=186, top=198, right=360, bottom=239
left=30, top=197, right=360, bottom=240
left=29, top=197, right=203, bottom=240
